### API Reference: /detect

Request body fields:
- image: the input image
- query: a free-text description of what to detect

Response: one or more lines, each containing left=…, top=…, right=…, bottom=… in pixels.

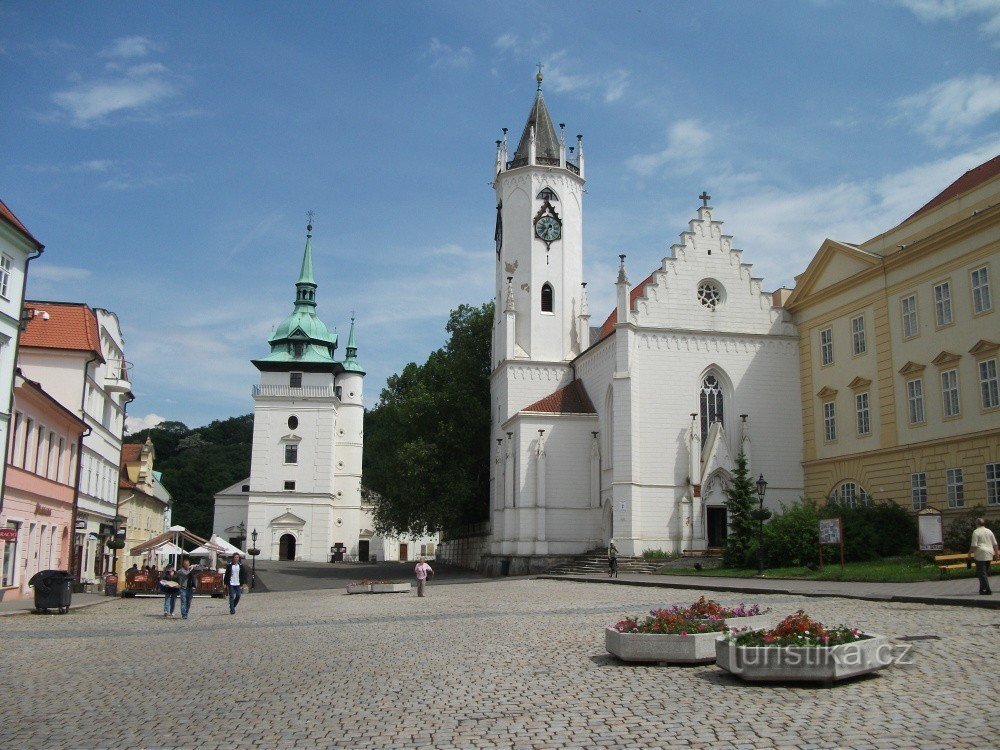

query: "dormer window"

left=536, top=188, right=558, bottom=202
left=292, top=342, right=304, bottom=358
left=541, top=283, right=554, bottom=313
left=290, top=372, right=303, bottom=388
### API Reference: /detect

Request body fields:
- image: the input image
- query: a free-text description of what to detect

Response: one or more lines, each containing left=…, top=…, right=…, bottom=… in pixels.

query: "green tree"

left=363, top=302, right=493, bottom=537
left=723, top=451, right=757, bottom=567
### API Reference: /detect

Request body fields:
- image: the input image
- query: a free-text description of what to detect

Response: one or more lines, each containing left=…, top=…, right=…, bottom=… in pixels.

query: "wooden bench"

left=934, top=553, right=1000, bottom=576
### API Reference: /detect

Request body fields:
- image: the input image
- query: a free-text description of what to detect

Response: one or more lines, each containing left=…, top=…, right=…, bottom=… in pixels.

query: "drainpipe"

left=0, top=240, right=44, bottom=513
left=112, top=391, right=135, bottom=581
left=70, top=351, right=100, bottom=581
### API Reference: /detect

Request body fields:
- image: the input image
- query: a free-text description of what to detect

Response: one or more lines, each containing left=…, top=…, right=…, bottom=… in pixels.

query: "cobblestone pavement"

left=1, top=579, right=997, bottom=749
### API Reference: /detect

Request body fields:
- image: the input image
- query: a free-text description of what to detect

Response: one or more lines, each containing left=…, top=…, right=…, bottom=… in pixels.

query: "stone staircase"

left=543, top=551, right=666, bottom=576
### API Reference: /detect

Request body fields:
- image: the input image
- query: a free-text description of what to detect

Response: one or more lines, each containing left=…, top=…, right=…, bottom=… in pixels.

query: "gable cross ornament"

left=699, top=191, right=711, bottom=207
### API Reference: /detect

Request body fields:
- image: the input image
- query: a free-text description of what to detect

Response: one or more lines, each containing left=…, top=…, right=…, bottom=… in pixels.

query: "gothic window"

left=541, top=283, right=554, bottom=313
left=699, top=374, right=724, bottom=446
left=536, top=188, right=558, bottom=202
left=697, top=281, right=723, bottom=310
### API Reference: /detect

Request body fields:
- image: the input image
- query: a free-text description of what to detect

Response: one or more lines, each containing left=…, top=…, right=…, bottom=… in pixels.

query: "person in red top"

left=414, top=557, right=434, bottom=597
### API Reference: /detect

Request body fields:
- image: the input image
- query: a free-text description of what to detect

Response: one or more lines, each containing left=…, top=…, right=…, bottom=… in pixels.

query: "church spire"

left=512, top=65, right=560, bottom=166
left=343, top=315, right=364, bottom=373
left=295, top=217, right=317, bottom=308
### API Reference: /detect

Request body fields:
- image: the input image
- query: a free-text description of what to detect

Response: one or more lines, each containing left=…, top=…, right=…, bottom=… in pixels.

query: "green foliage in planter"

left=944, top=506, right=996, bottom=553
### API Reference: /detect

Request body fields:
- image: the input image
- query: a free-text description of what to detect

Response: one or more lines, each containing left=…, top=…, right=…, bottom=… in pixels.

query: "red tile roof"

left=0, top=197, right=43, bottom=249
left=597, top=271, right=656, bottom=340
left=119, top=444, right=143, bottom=489
left=905, top=153, right=1000, bottom=222
left=523, top=379, right=596, bottom=414
left=19, top=301, right=104, bottom=360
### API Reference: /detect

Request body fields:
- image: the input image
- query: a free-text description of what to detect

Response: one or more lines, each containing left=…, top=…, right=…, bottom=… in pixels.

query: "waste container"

left=28, top=570, right=73, bottom=614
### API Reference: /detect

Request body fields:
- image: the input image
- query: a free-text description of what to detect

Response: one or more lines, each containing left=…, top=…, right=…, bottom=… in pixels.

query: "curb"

left=0, top=597, right=118, bottom=618
left=535, top=575, right=1000, bottom=610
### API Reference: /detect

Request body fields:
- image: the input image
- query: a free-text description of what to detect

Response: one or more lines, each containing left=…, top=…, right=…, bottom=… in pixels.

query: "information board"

left=918, top=510, right=944, bottom=551
left=819, top=518, right=841, bottom=544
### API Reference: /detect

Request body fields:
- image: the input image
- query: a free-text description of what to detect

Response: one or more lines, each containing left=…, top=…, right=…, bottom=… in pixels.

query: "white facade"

left=487, top=83, right=803, bottom=570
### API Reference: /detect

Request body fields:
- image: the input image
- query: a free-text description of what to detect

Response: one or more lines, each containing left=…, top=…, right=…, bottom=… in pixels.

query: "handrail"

left=252, top=385, right=338, bottom=398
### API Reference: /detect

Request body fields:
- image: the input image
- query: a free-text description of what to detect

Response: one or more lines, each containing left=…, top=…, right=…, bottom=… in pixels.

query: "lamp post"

left=755, top=473, right=769, bottom=576
left=248, top=528, right=260, bottom=591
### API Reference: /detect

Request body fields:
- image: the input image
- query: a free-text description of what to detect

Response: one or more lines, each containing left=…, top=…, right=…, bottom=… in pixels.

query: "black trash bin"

left=28, top=569, right=73, bottom=614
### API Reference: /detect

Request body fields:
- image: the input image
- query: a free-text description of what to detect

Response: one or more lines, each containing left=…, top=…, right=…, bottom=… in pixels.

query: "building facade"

left=17, top=302, right=132, bottom=582
left=786, top=155, right=1000, bottom=518
left=116, top=438, right=172, bottom=579
left=0, top=199, right=44, bottom=499
left=485, top=75, right=803, bottom=574
left=1, top=373, right=86, bottom=599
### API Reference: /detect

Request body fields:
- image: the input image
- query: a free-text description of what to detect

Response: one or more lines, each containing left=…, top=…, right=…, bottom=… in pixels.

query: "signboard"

left=918, top=508, right=944, bottom=551
left=0, top=528, right=17, bottom=542
left=819, top=518, right=842, bottom=544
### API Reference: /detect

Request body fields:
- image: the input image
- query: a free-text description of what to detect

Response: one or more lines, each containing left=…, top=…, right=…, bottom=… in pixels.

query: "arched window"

left=541, top=283, right=554, bottom=313
left=830, top=481, right=870, bottom=509
left=700, top=373, right=724, bottom=446
left=536, top=188, right=558, bottom=202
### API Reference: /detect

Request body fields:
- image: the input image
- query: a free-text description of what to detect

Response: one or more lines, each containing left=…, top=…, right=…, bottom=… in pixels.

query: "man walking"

left=224, top=553, right=248, bottom=614
left=414, top=557, right=434, bottom=597
left=969, top=518, right=998, bottom=595
left=176, top=557, right=200, bottom=620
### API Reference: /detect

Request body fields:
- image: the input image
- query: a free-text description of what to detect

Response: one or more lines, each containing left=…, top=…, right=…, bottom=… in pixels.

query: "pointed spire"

left=295, top=216, right=317, bottom=308
left=343, top=314, right=364, bottom=373
left=512, top=68, right=560, bottom=165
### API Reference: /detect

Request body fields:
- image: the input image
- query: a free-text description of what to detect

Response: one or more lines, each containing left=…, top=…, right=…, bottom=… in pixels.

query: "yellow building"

left=785, top=155, right=999, bottom=520
left=116, top=438, right=172, bottom=579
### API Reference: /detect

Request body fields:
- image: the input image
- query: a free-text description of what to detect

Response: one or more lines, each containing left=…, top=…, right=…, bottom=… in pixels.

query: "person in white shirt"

left=969, top=518, right=998, bottom=596
left=223, top=553, right=248, bottom=614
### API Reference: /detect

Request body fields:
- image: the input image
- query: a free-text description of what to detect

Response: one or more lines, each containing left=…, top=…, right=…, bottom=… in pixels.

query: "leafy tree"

left=722, top=451, right=758, bottom=567
left=944, top=506, right=996, bottom=553
left=363, top=302, right=492, bottom=537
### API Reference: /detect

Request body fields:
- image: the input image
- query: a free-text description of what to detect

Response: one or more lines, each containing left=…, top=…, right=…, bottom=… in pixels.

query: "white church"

left=213, top=225, right=437, bottom=563
left=484, top=71, right=804, bottom=575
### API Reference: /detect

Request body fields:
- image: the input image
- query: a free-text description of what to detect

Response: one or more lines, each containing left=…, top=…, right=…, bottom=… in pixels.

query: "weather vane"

left=306, top=209, right=315, bottom=231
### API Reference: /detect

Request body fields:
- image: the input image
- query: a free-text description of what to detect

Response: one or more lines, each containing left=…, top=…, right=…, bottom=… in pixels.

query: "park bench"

left=933, top=553, right=1000, bottom=576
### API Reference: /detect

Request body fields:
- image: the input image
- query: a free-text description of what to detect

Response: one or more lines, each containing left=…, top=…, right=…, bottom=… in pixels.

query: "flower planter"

left=345, top=583, right=372, bottom=594
left=371, top=582, right=410, bottom=593
left=715, top=634, right=891, bottom=683
left=719, top=614, right=774, bottom=632
left=605, top=627, right=724, bottom=664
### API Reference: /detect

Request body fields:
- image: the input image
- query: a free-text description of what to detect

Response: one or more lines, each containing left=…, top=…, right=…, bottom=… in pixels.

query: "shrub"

left=761, top=499, right=820, bottom=568
left=642, top=549, right=673, bottom=559
left=823, top=500, right=916, bottom=561
left=944, top=507, right=997, bottom=553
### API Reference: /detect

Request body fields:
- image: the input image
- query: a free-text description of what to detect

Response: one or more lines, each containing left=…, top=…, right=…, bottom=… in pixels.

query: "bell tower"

left=492, top=66, right=586, bottom=368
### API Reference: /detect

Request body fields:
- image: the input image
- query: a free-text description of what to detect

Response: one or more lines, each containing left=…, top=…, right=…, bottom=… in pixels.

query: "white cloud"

left=893, top=0, right=1000, bottom=43
left=626, top=119, right=712, bottom=176
left=541, top=51, right=630, bottom=104
left=895, top=74, right=1000, bottom=144
left=493, top=33, right=518, bottom=51
left=427, top=38, right=473, bottom=69
left=99, top=36, right=160, bottom=59
left=52, top=75, right=175, bottom=125
left=126, top=413, right=166, bottom=434
left=30, top=264, right=92, bottom=282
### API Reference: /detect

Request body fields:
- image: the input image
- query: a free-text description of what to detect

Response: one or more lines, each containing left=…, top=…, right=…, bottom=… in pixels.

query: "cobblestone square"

left=1, top=579, right=997, bottom=749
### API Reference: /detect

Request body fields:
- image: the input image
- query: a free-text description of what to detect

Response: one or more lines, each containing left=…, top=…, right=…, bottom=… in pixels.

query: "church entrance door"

left=278, top=534, right=296, bottom=561
left=358, top=540, right=369, bottom=562
left=706, top=507, right=727, bottom=548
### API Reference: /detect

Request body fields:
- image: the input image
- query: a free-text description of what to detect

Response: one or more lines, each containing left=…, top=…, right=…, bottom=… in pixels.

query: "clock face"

left=535, top=215, right=561, bottom=242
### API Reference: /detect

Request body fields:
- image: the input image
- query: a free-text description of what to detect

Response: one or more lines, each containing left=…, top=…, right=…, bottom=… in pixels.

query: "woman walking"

left=160, top=565, right=180, bottom=617
left=414, top=557, right=434, bottom=597
left=608, top=541, right=619, bottom=578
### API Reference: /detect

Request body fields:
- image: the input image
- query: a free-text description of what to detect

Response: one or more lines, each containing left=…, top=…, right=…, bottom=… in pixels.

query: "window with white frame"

left=284, top=444, right=298, bottom=464
left=820, top=328, right=833, bottom=366
left=823, top=400, right=837, bottom=441
left=980, top=358, right=999, bottom=409
left=901, top=295, right=918, bottom=338
left=0, top=254, right=11, bottom=299
left=933, top=282, right=953, bottom=326
left=851, top=315, right=866, bottom=355
left=840, top=482, right=857, bottom=508
left=946, top=467, right=964, bottom=508
left=987, top=463, right=999, bottom=506
left=1, top=521, right=19, bottom=586
left=971, top=266, right=992, bottom=314
left=910, top=472, right=927, bottom=510
left=940, top=368, right=960, bottom=418
left=855, top=392, right=871, bottom=435
left=906, top=379, right=925, bottom=424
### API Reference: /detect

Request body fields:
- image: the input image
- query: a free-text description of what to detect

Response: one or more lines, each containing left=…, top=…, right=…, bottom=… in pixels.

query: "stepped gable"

left=523, top=379, right=595, bottom=414
left=904, top=153, right=1000, bottom=222
left=597, top=271, right=656, bottom=339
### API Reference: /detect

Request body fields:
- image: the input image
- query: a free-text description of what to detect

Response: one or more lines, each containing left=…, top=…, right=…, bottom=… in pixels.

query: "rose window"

left=697, top=281, right=723, bottom=310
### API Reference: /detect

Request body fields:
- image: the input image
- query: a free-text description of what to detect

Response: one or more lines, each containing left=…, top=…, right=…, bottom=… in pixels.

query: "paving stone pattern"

left=0, top=579, right=997, bottom=749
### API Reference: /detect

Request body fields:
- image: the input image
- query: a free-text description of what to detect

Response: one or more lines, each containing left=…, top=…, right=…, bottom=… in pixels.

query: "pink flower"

left=680, top=631, right=687, bottom=637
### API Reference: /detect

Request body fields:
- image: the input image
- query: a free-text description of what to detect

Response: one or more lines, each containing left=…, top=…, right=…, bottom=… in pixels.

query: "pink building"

left=1, top=372, right=86, bottom=600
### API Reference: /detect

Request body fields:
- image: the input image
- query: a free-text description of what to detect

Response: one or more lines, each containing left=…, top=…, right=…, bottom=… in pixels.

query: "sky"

left=2, top=0, right=998, bottom=432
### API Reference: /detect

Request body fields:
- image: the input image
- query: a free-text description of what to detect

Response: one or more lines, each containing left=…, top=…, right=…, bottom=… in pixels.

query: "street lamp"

left=755, top=473, right=769, bottom=576
left=247, top=528, right=260, bottom=591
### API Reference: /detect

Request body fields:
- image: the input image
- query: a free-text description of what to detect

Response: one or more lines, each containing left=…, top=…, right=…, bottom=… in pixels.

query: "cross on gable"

left=699, top=191, right=711, bottom=207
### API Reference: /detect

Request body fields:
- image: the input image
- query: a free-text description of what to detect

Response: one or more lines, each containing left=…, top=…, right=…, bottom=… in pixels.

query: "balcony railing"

left=104, top=359, right=133, bottom=392
left=506, top=157, right=580, bottom=174
left=252, top=385, right=338, bottom=398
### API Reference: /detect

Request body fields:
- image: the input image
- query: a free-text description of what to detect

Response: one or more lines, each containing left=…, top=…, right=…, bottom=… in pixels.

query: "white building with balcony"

left=17, top=302, right=131, bottom=581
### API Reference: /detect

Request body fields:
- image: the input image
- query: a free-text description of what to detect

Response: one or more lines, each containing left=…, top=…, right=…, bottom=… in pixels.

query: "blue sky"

left=2, top=0, right=998, bottom=431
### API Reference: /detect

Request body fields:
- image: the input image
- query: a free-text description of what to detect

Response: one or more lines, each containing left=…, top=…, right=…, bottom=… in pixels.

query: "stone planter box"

left=718, top=614, right=773, bottom=631
left=345, top=583, right=372, bottom=594
left=605, top=627, right=725, bottom=664
left=715, top=634, right=892, bottom=683
left=371, top=583, right=410, bottom=593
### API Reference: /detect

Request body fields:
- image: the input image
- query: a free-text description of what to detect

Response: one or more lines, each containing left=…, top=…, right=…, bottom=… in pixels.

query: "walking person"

left=414, top=556, right=434, bottom=597
left=224, top=553, right=248, bottom=614
left=969, top=518, right=999, bottom=595
left=176, top=556, right=200, bottom=620
left=160, top=565, right=179, bottom=618
left=608, top=541, right=619, bottom=578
